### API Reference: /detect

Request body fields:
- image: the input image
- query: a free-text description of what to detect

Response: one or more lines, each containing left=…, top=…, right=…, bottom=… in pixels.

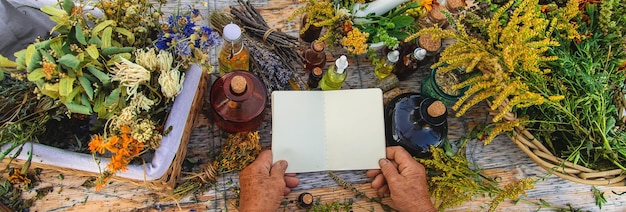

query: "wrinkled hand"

left=238, top=150, right=300, bottom=211
left=366, top=146, right=436, bottom=212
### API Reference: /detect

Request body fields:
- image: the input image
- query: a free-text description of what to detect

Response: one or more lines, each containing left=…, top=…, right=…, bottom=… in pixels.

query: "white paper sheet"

left=271, top=88, right=386, bottom=173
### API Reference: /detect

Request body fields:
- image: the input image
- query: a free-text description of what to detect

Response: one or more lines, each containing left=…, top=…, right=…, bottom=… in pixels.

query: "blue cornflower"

left=154, top=33, right=171, bottom=50
left=175, top=40, right=192, bottom=57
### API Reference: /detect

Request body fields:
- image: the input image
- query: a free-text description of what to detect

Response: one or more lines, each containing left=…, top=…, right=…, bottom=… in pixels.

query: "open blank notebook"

left=271, top=88, right=386, bottom=173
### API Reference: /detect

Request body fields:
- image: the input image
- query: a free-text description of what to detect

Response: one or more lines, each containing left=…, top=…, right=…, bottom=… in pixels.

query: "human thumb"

left=379, top=158, right=400, bottom=180
left=270, top=160, right=288, bottom=178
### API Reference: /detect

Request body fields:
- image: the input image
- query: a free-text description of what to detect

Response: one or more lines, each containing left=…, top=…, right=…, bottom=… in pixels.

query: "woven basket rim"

left=495, top=99, right=626, bottom=186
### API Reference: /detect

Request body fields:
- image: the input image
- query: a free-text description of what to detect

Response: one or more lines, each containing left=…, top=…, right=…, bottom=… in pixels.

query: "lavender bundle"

left=246, top=40, right=293, bottom=91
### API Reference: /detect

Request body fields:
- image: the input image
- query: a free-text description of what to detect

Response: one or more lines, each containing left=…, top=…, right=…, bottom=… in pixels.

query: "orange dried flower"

left=89, top=134, right=106, bottom=154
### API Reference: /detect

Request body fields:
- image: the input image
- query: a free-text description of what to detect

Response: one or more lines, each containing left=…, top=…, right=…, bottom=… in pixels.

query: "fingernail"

left=379, top=159, right=388, bottom=166
left=279, top=160, right=287, bottom=168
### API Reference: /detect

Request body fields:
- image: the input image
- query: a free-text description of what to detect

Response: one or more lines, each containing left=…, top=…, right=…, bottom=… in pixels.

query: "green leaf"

left=0, top=54, right=17, bottom=68
left=59, top=77, right=75, bottom=97
left=62, top=0, right=75, bottom=14
left=387, top=30, right=409, bottom=40
left=101, top=47, right=135, bottom=56
left=57, top=54, right=80, bottom=70
left=391, top=15, right=414, bottom=29
left=75, top=26, right=87, bottom=45
left=28, top=49, right=42, bottom=72
left=65, top=103, right=92, bottom=115
left=86, top=66, right=111, bottom=86
left=606, top=116, right=615, bottom=134
left=78, top=76, right=94, bottom=100
left=41, top=5, right=67, bottom=17
left=80, top=93, right=90, bottom=106
left=24, top=45, right=36, bottom=70
left=86, top=45, right=99, bottom=59
left=14, top=49, right=26, bottom=69
left=42, top=82, right=59, bottom=99
left=27, top=68, right=45, bottom=81
left=88, top=36, right=102, bottom=47
left=91, top=20, right=115, bottom=36
left=114, top=28, right=135, bottom=45
left=50, top=37, right=64, bottom=57
left=105, top=88, right=121, bottom=107
left=101, top=27, right=113, bottom=49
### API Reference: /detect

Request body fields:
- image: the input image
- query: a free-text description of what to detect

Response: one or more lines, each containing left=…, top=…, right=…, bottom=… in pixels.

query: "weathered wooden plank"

left=19, top=0, right=626, bottom=211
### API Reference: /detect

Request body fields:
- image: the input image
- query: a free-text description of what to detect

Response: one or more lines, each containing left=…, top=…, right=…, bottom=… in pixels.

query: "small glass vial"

left=423, top=3, right=449, bottom=28
left=209, top=71, right=266, bottom=133
left=320, top=55, right=349, bottom=91
left=374, top=50, right=400, bottom=80
left=307, top=67, right=324, bottom=89
left=218, top=24, right=250, bottom=74
left=395, top=48, right=427, bottom=81
left=385, top=93, right=448, bottom=158
left=303, top=41, right=327, bottom=73
left=418, top=34, right=442, bottom=57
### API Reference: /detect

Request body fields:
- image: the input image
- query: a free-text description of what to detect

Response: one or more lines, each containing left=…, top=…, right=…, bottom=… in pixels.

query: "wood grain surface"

left=8, top=0, right=626, bottom=211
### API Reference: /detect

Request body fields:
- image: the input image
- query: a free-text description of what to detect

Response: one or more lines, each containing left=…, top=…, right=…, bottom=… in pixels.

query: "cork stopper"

left=446, top=0, right=466, bottom=11
left=428, top=4, right=448, bottom=22
left=297, top=192, right=314, bottom=208
left=230, top=75, right=247, bottom=94
left=427, top=100, right=446, bottom=117
left=312, top=41, right=325, bottom=52
left=312, top=67, right=323, bottom=76
left=418, top=34, right=442, bottom=53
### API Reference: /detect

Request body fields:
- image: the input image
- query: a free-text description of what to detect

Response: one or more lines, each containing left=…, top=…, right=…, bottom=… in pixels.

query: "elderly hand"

left=238, top=150, right=300, bottom=211
left=366, top=146, right=436, bottom=212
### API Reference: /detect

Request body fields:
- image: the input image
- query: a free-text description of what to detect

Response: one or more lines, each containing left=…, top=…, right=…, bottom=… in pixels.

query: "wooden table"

left=15, top=0, right=626, bottom=211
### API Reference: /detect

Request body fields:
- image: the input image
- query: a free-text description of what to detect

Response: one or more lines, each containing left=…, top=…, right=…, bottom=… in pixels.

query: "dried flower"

left=111, top=58, right=151, bottom=98
left=158, top=67, right=184, bottom=99
left=212, top=131, right=261, bottom=173
left=341, top=28, right=369, bottom=55
left=135, top=48, right=159, bottom=71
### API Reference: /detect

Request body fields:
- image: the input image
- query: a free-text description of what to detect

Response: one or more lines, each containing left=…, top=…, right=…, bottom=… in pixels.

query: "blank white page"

left=324, top=89, right=385, bottom=170
left=271, top=91, right=327, bottom=173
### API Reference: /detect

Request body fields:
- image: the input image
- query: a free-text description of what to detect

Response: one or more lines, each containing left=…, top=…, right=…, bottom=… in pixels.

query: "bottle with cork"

left=394, top=47, right=427, bottom=81
left=303, top=41, right=327, bottom=73
left=374, top=50, right=400, bottom=80
left=385, top=93, right=448, bottom=158
left=418, top=34, right=442, bottom=57
left=421, top=3, right=449, bottom=29
left=218, top=23, right=250, bottom=74
left=209, top=71, right=266, bottom=133
left=320, top=55, right=349, bottom=90
left=308, top=67, right=324, bottom=89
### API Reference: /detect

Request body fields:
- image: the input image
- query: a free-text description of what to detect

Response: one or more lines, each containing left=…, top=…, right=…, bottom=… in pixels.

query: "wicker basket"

left=0, top=64, right=208, bottom=191
left=492, top=99, right=626, bottom=186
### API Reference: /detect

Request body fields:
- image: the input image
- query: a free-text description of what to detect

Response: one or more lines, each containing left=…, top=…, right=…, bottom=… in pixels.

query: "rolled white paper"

left=353, top=0, right=409, bottom=23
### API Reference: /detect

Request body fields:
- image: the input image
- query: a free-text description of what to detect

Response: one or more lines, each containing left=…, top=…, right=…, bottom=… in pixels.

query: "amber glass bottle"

left=210, top=71, right=267, bottom=133
left=308, top=67, right=324, bottom=89
left=385, top=93, right=448, bottom=157
left=303, top=41, right=327, bottom=73
left=218, top=24, right=250, bottom=74
left=395, top=47, right=427, bottom=81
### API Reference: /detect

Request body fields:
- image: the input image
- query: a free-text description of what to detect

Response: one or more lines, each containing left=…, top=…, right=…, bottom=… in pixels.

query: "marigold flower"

left=89, top=134, right=106, bottom=154
left=7, top=168, right=31, bottom=184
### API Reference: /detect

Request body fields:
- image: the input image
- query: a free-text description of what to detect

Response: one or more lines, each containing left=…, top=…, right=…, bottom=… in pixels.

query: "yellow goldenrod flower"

left=42, top=62, right=56, bottom=80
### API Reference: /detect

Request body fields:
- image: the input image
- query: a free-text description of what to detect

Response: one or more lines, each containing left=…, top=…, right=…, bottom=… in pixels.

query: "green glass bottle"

left=320, top=55, right=349, bottom=90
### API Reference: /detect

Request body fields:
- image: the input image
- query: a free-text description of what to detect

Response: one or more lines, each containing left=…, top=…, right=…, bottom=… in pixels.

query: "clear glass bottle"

left=209, top=71, right=266, bottom=133
left=385, top=93, right=448, bottom=157
left=374, top=50, right=400, bottom=79
left=303, top=41, right=327, bottom=73
left=218, top=24, right=250, bottom=74
left=395, top=48, right=427, bottom=81
left=307, top=67, right=324, bottom=89
left=320, top=55, right=349, bottom=91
